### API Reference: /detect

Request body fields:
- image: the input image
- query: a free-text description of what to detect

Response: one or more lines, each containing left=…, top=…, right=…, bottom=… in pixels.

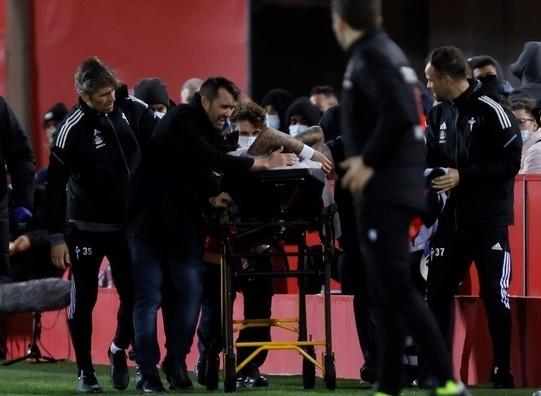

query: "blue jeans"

left=128, top=230, right=203, bottom=374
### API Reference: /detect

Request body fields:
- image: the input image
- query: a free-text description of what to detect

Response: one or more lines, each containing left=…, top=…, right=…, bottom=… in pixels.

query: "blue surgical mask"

left=521, top=130, right=531, bottom=143
left=289, top=124, right=309, bottom=137
left=266, top=114, right=280, bottom=130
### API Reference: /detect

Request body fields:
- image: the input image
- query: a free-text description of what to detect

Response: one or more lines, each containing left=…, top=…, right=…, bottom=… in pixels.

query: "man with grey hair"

left=46, top=56, right=157, bottom=393
left=180, top=77, right=203, bottom=104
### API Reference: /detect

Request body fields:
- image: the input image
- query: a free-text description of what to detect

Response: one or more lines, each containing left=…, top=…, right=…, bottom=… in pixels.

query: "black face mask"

left=477, top=74, right=500, bottom=98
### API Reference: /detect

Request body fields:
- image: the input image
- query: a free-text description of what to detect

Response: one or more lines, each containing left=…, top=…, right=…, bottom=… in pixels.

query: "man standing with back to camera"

left=330, top=1, right=468, bottom=395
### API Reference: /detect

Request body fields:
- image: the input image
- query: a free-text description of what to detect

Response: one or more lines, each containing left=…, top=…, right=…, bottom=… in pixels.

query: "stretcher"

left=219, top=167, right=336, bottom=392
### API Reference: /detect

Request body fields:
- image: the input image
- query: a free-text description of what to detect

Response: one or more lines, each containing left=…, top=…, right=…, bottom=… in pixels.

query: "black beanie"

left=134, top=78, right=170, bottom=108
left=285, top=97, right=321, bottom=127
left=43, top=102, right=68, bottom=126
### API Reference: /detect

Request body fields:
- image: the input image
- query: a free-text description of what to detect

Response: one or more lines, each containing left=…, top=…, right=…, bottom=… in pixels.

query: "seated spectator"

left=513, top=99, right=541, bottom=174
left=467, top=55, right=513, bottom=98
left=285, top=97, right=322, bottom=137
left=310, top=85, right=339, bottom=113
left=260, top=88, right=294, bottom=132
left=134, top=78, right=175, bottom=119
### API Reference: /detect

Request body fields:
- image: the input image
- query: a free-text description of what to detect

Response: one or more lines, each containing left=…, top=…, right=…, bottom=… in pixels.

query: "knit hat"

left=43, top=103, right=68, bottom=127
left=134, top=78, right=170, bottom=108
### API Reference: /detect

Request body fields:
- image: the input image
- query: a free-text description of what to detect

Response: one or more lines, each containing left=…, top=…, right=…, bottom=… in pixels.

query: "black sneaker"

left=135, top=365, right=144, bottom=391
left=492, top=367, right=515, bottom=389
left=77, top=370, right=103, bottom=393
left=237, top=369, right=268, bottom=388
left=194, top=358, right=206, bottom=386
left=141, top=370, right=166, bottom=394
left=360, top=363, right=377, bottom=384
left=161, top=358, right=193, bottom=390
left=108, top=347, right=129, bottom=390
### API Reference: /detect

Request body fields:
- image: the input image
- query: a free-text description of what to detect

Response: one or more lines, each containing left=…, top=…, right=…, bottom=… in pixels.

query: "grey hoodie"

left=509, top=42, right=541, bottom=117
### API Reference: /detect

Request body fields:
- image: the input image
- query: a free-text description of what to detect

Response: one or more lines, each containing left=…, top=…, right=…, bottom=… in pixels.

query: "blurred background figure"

left=260, top=88, right=294, bottom=132
left=310, top=85, right=339, bottom=113
left=42, top=103, right=68, bottom=145
left=180, top=78, right=203, bottom=104
left=134, top=77, right=175, bottom=119
left=284, top=97, right=321, bottom=136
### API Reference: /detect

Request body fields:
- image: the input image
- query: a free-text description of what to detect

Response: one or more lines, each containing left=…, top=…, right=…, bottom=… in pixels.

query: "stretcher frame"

left=218, top=169, right=337, bottom=392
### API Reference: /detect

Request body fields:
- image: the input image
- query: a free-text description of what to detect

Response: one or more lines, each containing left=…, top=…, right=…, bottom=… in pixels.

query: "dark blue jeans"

left=128, top=230, right=203, bottom=374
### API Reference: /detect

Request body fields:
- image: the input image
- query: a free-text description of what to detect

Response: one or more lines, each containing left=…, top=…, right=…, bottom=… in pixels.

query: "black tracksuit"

left=340, top=28, right=454, bottom=395
left=425, top=80, right=521, bottom=374
left=47, top=86, right=157, bottom=372
left=0, top=97, right=35, bottom=280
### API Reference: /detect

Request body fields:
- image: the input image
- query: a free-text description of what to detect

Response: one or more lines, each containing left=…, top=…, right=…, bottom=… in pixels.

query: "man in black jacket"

left=125, top=77, right=297, bottom=392
left=0, top=97, right=35, bottom=283
left=47, top=57, right=158, bottom=393
left=330, top=1, right=465, bottom=396
left=425, top=46, right=521, bottom=389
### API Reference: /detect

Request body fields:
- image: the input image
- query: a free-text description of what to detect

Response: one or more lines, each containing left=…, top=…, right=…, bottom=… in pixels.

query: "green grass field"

left=0, top=361, right=535, bottom=395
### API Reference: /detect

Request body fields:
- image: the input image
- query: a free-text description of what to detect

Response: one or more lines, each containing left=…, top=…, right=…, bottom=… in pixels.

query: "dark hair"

left=199, top=77, right=241, bottom=102
left=427, top=46, right=467, bottom=80
left=330, top=0, right=381, bottom=30
left=511, top=97, right=536, bottom=113
left=75, top=56, right=119, bottom=95
left=235, top=102, right=266, bottom=129
left=310, top=85, right=337, bottom=97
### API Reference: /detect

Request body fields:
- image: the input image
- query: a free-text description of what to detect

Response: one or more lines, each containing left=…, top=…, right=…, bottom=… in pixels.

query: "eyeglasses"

left=517, top=118, right=535, bottom=125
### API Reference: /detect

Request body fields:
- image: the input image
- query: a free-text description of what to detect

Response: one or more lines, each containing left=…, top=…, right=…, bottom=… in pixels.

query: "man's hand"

left=340, top=156, right=375, bottom=195
left=311, top=150, right=333, bottom=175
left=265, top=146, right=299, bottom=169
left=9, top=235, right=31, bottom=255
left=51, top=242, right=70, bottom=270
left=209, top=192, right=232, bottom=208
left=431, top=168, right=459, bottom=192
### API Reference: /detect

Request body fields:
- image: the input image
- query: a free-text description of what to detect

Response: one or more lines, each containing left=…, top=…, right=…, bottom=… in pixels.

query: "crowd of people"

left=1, top=0, right=541, bottom=395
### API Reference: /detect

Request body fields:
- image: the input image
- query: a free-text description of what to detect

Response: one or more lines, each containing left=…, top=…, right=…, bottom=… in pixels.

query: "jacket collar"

left=452, top=79, right=479, bottom=108
left=347, top=27, right=385, bottom=56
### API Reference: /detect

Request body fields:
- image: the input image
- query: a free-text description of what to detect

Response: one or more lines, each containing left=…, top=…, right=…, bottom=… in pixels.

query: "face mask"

left=289, top=124, right=309, bottom=137
left=154, top=111, right=166, bottom=119
left=521, top=130, right=531, bottom=143
left=238, top=135, right=257, bottom=148
left=477, top=74, right=500, bottom=98
left=45, top=126, right=56, bottom=142
left=266, top=114, right=280, bottom=130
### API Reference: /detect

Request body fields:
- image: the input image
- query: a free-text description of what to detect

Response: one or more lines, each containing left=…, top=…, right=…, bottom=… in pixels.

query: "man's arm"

left=0, top=98, right=35, bottom=209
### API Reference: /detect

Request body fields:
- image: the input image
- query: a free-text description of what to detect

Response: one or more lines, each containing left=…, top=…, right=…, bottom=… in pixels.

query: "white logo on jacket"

left=468, top=117, right=477, bottom=132
left=93, top=129, right=105, bottom=149
left=439, top=122, right=447, bottom=143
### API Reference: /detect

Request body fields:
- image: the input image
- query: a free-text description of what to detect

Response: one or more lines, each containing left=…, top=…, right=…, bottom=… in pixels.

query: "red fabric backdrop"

left=30, top=0, right=248, bottom=167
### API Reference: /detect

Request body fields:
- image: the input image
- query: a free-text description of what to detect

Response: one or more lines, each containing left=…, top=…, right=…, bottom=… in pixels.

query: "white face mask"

left=45, top=126, right=56, bottom=143
left=289, top=124, right=309, bottom=137
left=238, top=135, right=257, bottom=148
left=154, top=111, right=166, bottom=119
left=521, top=130, right=531, bottom=143
left=266, top=114, right=280, bottom=130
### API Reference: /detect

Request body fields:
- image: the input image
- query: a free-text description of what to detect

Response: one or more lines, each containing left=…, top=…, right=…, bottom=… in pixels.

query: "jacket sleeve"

left=171, top=117, right=254, bottom=174
left=0, top=98, right=35, bottom=209
left=356, top=59, right=420, bottom=168
left=459, top=105, right=521, bottom=184
left=425, top=109, right=441, bottom=168
left=46, top=118, right=77, bottom=242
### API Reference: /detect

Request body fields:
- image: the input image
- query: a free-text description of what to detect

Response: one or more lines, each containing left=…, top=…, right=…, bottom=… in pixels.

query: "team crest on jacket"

left=93, top=129, right=105, bottom=149
left=439, top=122, right=447, bottom=143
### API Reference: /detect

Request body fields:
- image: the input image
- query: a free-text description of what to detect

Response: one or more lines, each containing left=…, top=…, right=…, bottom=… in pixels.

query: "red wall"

left=30, top=0, right=248, bottom=167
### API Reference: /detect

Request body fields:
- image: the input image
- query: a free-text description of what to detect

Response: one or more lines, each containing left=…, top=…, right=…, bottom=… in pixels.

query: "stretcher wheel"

left=324, top=353, right=336, bottom=390
left=302, top=346, right=316, bottom=389
left=224, top=353, right=237, bottom=393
